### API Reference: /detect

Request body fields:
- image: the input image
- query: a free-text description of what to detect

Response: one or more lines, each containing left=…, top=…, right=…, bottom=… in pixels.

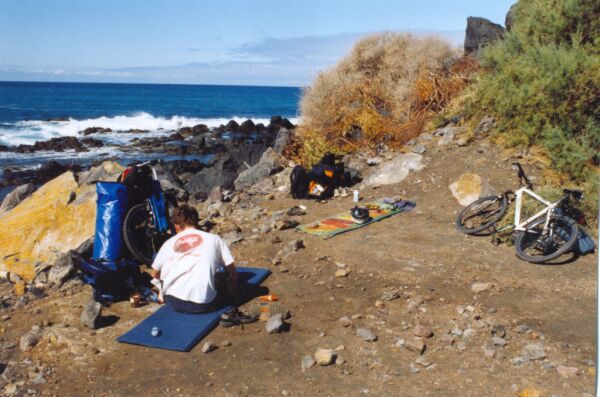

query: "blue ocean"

left=0, top=81, right=301, bottom=168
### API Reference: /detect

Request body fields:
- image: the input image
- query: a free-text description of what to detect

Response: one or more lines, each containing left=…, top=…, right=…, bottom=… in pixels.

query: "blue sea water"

left=0, top=81, right=301, bottom=169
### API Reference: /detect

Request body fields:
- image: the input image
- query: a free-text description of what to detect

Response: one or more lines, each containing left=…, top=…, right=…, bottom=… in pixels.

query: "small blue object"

left=117, top=267, right=271, bottom=352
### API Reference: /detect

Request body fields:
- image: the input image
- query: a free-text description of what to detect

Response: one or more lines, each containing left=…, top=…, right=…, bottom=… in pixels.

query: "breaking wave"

left=0, top=112, right=299, bottom=146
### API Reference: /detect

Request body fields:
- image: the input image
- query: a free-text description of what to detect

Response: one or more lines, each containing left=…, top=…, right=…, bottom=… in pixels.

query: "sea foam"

left=0, top=112, right=300, bottom=146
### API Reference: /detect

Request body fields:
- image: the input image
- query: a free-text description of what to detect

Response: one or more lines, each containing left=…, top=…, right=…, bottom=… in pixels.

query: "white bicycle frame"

left=512, top=186, right=556, bottom=232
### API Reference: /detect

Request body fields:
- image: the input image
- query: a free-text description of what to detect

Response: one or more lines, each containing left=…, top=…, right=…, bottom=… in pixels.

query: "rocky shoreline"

left=0, top=115, right=295, bottom=204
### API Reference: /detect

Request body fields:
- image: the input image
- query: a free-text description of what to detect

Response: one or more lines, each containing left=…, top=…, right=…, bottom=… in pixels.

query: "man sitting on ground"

left=150, top=205, right=255, bottom=325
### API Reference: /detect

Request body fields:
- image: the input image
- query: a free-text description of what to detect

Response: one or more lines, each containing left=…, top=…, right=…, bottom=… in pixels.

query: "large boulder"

left=449, top=173, right=497, bottom=206
left=273, top=128, right=291, bottom=154
left=362, top=153, right=424, bottom=187
left=234, top=148, right=286, bottom=190
left=0, top=162, right=123, bottom=280
left=464, top=17, right=505, bottom=55
left=0, top=183, right=35, bottom=213
left=184, top=155, right=239, bottom=199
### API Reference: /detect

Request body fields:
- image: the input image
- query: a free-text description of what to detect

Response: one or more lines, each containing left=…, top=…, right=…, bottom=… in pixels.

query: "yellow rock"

left=518, top=388, right=543, bottom=397
left=14, top=280, right=25, bottom=296
left=449, top=172, right=496, bottom=206
left=0, top=162, right=124, bottom=281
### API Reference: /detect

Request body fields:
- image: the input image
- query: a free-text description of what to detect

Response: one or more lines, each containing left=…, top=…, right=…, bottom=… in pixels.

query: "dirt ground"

left=0, top=139, right=597, bottom=397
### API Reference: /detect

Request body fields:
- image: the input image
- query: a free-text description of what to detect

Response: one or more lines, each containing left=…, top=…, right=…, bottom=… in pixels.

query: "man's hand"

left=150, top=268, right=160, bottom=280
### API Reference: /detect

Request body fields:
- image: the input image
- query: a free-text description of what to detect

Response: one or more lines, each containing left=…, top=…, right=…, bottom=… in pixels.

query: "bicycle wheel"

left=123, top=203, right=155, bottom=264
left=515, top=215, right=578, bottom=263
left=456, top=195, right=508, bottom=235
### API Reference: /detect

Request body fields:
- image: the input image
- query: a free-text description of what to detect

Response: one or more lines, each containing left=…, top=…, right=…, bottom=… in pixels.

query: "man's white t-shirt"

left=151, top=228, right=234, bottom=304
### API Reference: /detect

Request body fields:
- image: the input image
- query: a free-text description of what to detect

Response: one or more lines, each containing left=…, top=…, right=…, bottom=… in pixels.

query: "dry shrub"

left=295, top=33, right=477, bottom=165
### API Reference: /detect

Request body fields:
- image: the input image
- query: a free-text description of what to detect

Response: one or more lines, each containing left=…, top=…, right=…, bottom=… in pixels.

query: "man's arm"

left=150, top=268, right=160, bottom=279
left=224, top=263, right=238, bottom=293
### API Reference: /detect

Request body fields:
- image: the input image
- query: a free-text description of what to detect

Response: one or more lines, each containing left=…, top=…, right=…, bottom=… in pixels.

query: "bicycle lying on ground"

left=456, top=162, right=586, bottom=263
left=119, top=162, right=177, bottom=264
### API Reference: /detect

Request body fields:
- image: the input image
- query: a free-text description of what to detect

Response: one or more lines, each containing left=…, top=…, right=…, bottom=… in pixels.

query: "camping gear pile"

left=290, top=153, right=360, bottom=200
left=77, top=164, right=169, bottom=303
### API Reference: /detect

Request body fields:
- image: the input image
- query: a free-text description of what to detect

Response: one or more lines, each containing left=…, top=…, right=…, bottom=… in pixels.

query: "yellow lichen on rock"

left=449, top=172, right=496, bottom=207
left=0, top=172, right=97, bottom=281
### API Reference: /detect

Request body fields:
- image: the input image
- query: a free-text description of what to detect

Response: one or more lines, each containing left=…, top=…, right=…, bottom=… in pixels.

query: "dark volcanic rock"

left=239, top=119, right=256, bottom=133
left=16, top=137, right=88, bottom=153
left=184, top=154, right=239, bottom=199
left=268, top=116, right=295, bottom=132
left=192, top=124, right=209, bottom=135
left=80, top=127, right=112, bottom=136
left=81, top=137, right=104, bottom=148
left=225, top=120, right=240, bottom=132
left=178, top=127, right=193, bottom=138
left=2, top=162, right=77, bottom=188
left=464, top=16, right=505, bottom=55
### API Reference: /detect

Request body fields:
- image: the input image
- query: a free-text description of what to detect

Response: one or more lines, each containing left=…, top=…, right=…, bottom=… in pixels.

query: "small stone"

left=471, top=282, right=493, bottom=293
left=491, top=324, right=506, bottom=338
left=517, top=388, right=542, bottom=397
left=462, top=328, right=474, bottom=339
left=335, top=356, right=346, bottom=365
left=338, top=316, right=353, bottom=328
left=394, top=339, right=406, bottom=348
left=411, top=144, right=426, bottom=154
left=274, top=219, right=299, bottom=230
left=356, top=328, right=377, bottom=342
left=287, top=206, right=306, bottom=216
left=366, top=157, right=382, bottom=166
left=405, top=339, right=426, bottom=354
left=413, top=324, right=433, bottom=338
left=301, top=355, right=316, bottom=370
left=456, top=306, right=465, bottom=314
left=334, top=344, right=345, bottom=351
left=314, top=348, right=336, bottom=366
left=265, top=314, right=285, bottom=334
left=202, top=342, right=217, bottom=353
left=415, top=355, right=431, bottom=367
left=374, top=300, right=385, bottom=309
left=80, top=300, right=102, bottom=330
left=514, top=324, right=531, bottom=333
left=220, top=340, right=232, bottom=347
left=381, top=291, right=400, bottom=301
left=521, top=343, right=545, bottom=361
left=556, top=365, right=578, bottom=378
left=451, top=328, right=463, bottom=337
left=482, top=346, right=496, bottom=358
left=19, top=326, right=43, bottom=352
left=335, top=269, right=350, bottom=277
left=492, top=337, right=507, bottom=347
left=1, top=314, right=10, bottom=321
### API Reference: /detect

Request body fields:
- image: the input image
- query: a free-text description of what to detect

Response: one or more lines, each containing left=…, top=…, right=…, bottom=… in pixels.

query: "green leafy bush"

left=469, top=0, right=600, bottom=180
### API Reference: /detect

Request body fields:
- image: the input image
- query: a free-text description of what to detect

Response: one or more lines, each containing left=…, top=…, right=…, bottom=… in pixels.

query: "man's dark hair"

left=171, top=204, right=199, bottom=227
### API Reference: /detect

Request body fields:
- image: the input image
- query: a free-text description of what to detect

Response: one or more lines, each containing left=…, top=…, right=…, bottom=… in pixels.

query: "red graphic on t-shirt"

left=174, top=234, right=203, bottom=253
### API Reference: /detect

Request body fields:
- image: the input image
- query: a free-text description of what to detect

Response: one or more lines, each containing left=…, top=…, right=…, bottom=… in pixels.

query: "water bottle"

left=353, top=189, right=359, bottom=204
left=151, top=326, right=161, bottom=337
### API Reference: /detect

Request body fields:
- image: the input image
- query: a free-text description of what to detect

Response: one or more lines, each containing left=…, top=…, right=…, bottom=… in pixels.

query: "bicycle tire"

left=515, top=215, right=578, bottom=263
left=123, top=203, right=155, bottom=264
left=456, top=195, right=508, bottom=235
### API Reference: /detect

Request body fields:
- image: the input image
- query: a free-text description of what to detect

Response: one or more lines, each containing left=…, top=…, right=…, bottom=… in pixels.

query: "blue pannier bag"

left=93, top=182, right=128, bottom=261
left=575, top=229, right=595, bottom=256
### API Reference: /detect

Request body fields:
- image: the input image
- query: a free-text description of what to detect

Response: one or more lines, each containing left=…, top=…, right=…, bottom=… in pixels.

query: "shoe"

left=219, top=308, right=258, bottom=328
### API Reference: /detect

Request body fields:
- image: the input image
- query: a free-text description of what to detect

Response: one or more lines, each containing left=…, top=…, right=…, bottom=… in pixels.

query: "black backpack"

left=290, top=165, right=309, bottom=199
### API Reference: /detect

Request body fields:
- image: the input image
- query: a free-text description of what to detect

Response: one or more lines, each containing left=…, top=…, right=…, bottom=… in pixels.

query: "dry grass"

left=294, top=33, right=477, bottom=165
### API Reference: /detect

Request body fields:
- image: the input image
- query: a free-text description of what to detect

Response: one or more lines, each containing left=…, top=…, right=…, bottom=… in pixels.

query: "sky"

left=0, top=0, right=515, bottom=87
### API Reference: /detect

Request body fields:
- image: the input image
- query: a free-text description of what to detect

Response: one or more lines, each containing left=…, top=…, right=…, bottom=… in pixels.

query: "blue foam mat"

left=117, top=267, right=271, bottom=352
